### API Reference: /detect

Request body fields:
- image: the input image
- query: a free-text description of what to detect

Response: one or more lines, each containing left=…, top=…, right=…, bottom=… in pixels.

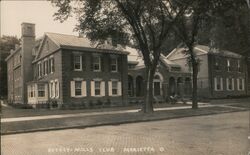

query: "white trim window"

left=111, top=57, right=118, bottom=72
left=226, top=78, right=234, bottom=91
left=49, top=81, right=54, bottom=98
left=93, top=56, right=101, bottom=72
left=237, top=60, right=242, bottom=72
left=70, top=80, right=86, bottom=97
left=38, top=84, right=45, bottom=97
left=91, top=80, right=105, bottom=96
left=237, top=78, right=245, bottom=91
left=44, top=59, right=48, bottom=75
left=74, top=55, right=82, bottom=71
left=108, top=80, right=122, bottom=96
left=214, top=77, right=223, bottom=91
left=38, top=62, right=42, bottom=78
left=55, top=80, right=59, bottom=98
left=48, top=56, right=54, bottom=74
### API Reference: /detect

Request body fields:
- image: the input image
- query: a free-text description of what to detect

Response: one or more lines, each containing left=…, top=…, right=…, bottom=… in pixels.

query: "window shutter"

left=57, top=81, right=60, bottom=98
left=226, top=78, right=229, bottom=90
left=82, top=81, right=86, bottom=97
left=45, top=84, right=48, bottom=99
left=117, top=56, right=121, bottom=72
left=71, top=53, right=74, bottom=71
left=91, top=81, right=95, bottom=96
left=237, top=79, right=239, bottom=90
left=214, top=77, right=217, bottom=91
left=71, top=81, right=75, bottom=97
left=108, top=81, right=112, bottom=96
left=101, top=56, right=104, bottom=72
left=220, top=78, right=223, bottom=91
left=90, top=55, right=94, bottom=71
left=232, top=78, right=234, bottom=90
left=118, top=81, right=122, bottom=96
left=82, top=54, right=86, bottom=71
left=100, top=81, right=105, bottom=96
left=49, top=83, right=51, bottom=98
left=242, top=79, right=245, bottom=90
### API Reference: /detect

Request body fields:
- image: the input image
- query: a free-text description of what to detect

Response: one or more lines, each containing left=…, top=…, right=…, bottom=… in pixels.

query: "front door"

left=154, top=82, right=161, bottom=96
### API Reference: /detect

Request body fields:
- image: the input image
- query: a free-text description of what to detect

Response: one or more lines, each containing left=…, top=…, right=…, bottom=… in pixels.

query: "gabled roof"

left=45, top=32, right=129, bottom=55
left=166, top=44, right=243, bottom=60
left=46, top=32, right=92, bottom=48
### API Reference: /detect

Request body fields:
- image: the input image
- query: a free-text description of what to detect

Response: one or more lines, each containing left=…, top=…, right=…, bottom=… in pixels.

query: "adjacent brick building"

left=6, top=23, right=249, bottom=108
left=167, top=45, right=248, bottom=98
left=6, top=23, right=129, bottom=108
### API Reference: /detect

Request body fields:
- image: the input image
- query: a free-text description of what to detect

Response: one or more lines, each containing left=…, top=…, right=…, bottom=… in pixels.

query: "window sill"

left=92, top=95, right=103, bottom=97
left=74, top=69, right=82, bottom=71
left=93, top=70, right=101, bottom=72
left=72, top=96, right=86, bottom=98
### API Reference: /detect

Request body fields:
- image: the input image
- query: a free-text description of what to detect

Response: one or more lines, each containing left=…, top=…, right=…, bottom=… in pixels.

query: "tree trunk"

left=142, top=67, right=155, bottom=113
left=192, top=63, right=198, bottom=109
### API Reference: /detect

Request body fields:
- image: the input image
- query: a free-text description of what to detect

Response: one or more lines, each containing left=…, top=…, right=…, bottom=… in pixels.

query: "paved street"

left=2, top=111, right=250, bottom=155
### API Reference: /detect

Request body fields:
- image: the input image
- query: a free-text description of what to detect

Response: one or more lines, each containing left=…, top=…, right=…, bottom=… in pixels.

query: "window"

left=227, top=78, right=234, bottom=91
left=51, top=57, right=55, bottom=73
left=214, top=57, right=220, bottom=70
left=45, top=60, right=48, bottom=75
left=38, top=84, right=45, bottom=97
left=94, top=81, right=101, bottom=96
left=75, top=81, right=82, bottom=96
left=227, top=59, right=231, bottom=72
left=237, top=78, right=245, bottom=91
left=55, top=80, right=59, bottom=98
left=112, top=81, right=118, bottom=95
left=111, top=57, right=118, bottom=72
left=49, top=81, right=54, bottom=98
left=38, top=62, right=42, bottom=77
left=74, top=55, right=82, bottom=71
left=93, top=56, right=101, bottom=71
left=237, top=60, right=242, bottom=72
left=214, top=77, right=223, bottom=91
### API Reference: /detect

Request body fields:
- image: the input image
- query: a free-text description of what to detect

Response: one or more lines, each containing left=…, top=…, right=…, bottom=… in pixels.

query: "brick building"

left=6, top=23, right=249, bottom=108
left=6, top=23, right=129, bottom=108
left=167, top=45, right=248, bottom=98
left=126, top=47, right=192, bottom=103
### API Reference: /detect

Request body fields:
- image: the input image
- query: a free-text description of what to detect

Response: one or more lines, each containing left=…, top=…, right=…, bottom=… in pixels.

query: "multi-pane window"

left=214, top=57, right=220, bottom=70
left=112, top=81, right=118, bottom=95
left=237, top=78, right=245, bottom=91
left=93, top=56, right=101, bottom=71
left=38, top=62, right=42, bottom=77
left=94, top=81, right=101, bottom=95
left=214, top=77, right=223, bottom=91
left=74, top=55, right=82, bottom=71
left=38, top=84, right=45, bottom=97
left=55, top=80, right=59, bottom=98
left=75, top=81, right=82, bottom=96
left=237, top=60, right=242, bottom=72
left=111, top=57, right=118, bottom=72
left=227, top=59, right=231, bottom=72
left=227, top=78, right=234, bottom=91
left=50, top=57, right=55, bottom=73
left=45, top=60, right=48, bottom=75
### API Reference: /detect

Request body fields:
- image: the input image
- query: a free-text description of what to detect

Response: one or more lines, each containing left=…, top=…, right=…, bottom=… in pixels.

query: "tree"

left=51, top=0, right=189, bottom=113
left=0, top=35, right=20, bottom=98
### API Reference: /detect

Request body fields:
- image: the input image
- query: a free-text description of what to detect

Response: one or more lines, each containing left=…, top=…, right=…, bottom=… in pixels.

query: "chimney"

left=21, top=22, right=36, bottom=103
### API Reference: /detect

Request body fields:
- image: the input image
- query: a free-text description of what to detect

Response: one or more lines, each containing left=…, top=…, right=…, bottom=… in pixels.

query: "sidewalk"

left=1, top=102, right=249, bottom=135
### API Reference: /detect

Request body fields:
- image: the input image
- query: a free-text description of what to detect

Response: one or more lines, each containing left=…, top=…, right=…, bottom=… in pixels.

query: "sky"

left=0, top=0, right=78, bottom=38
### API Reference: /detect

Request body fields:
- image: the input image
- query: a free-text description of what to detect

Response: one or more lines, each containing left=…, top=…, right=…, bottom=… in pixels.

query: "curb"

left=1, top=108, right=248, bottom=136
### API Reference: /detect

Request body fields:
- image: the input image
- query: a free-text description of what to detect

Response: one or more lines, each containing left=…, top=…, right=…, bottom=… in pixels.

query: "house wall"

left=168, top=54, right=210, bottom=98
left=209, top=54, right=248, bottom=98
left=33, top=50, right=63, bottom=104
left=61, top=49, right=128, bottom=107
left=7, top=56, right=14, bottom=101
